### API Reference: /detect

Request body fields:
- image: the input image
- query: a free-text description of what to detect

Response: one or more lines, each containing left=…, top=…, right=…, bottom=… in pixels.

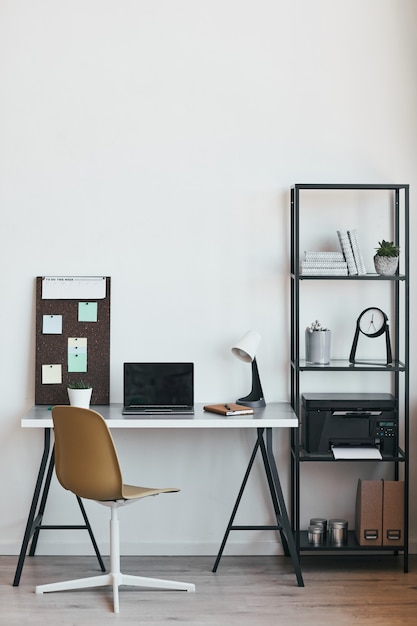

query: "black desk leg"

left=264, top=429, right=304, bottom=587
left=28, top=446, right=55, bottom=556
left=13, top=429, right=52, bottom=586
left=76, top=496, right=106, bottom=572
left=13, top=428, right=106, bottom=586
left=258, top=432, right=290, bottom=557
left=212, top=431, right=262, bottom=573
left=26, top=456, right=105, bottom=573
left=212, top=428, right=304, bottom=587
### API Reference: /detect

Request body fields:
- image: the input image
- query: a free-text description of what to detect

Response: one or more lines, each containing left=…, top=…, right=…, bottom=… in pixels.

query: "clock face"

left=358, top=307, right=386, bottom=337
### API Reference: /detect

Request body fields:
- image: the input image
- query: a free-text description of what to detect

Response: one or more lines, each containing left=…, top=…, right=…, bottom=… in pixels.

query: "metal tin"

left=310, top=518, right=327, bottom=535
left=308, top=524, right=324, bottom=546
left=328, top=518, right=348, bottom=545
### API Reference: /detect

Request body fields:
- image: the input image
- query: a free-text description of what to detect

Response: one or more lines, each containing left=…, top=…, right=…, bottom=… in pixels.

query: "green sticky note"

left=78, top=302, right=98, bottom=322
left=68, top=337, right=87, bottom=373
left=68, top=352, right=87, bottom=372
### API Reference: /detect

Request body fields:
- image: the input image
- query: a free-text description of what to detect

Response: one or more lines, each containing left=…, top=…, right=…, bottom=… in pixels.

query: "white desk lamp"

left=232, top=330, right=266, bottom=408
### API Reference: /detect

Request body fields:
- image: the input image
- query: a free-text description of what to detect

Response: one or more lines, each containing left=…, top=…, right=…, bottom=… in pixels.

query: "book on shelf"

left=304, top=251, right=345, bottom=262
left=203, top=403, right=254, bottom=416
left=300, top=261, right=348, bottom=275
left=300, top=252, right=348, bottom=275
left=301, top=267, right=348, bottom=275
left=301, top=261, right=348, bottom=268
left=347, top=229, right=367, bottom=275
left=337, top=229, right=358, bottom=275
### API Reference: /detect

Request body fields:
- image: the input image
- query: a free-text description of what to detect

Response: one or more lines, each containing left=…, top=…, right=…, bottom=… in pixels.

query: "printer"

left=302, top=393, right=397, bottom=455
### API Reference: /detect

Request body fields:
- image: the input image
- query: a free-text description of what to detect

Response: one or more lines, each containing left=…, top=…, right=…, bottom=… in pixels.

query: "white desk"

left=21, top=402, right=298, bottom=429
left=14, top=402, right=303, bottom=587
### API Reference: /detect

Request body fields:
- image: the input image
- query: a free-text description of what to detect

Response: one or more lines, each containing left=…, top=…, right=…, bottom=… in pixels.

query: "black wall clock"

left=349, top=307, right=392, bottom=364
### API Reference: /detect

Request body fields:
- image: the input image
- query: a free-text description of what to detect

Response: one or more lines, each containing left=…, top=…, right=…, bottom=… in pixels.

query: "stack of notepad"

left=301, top=229, right=367, bottom=276
left=300, top=251, right=348, bottom=275
left=337, top=229, right=367, bottom=275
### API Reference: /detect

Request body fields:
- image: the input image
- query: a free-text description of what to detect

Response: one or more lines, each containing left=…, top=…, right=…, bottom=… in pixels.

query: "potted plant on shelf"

left=374, top=240, right=400, bottom=276
left=67, top=380, right=93, bottom=408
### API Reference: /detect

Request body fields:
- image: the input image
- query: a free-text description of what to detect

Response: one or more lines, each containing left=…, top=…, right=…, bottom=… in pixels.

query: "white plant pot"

left=373, top=255, right=399, bottom=276
left=67, top=388, right=92, bottom=409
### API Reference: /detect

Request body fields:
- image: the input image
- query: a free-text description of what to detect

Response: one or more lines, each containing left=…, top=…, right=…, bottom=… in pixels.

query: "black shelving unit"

left=290, top=183, right=409, bottom=572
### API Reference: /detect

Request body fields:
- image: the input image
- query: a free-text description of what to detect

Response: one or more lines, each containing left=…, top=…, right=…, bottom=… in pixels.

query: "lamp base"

left=236, top=396, right=266, bottom=409
left=236, top=357, right=266, bottom=408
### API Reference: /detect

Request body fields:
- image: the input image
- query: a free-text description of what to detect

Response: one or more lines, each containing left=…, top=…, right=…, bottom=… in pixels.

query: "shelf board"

left=293, top=359, right=405, bottom=372
left=292, top=183, right=409, bottom=191
left=293, top=273, right=406, bottom=281
left=294, top=447, right=406, bottom=463
left=298, top=530, right=404, bottom=551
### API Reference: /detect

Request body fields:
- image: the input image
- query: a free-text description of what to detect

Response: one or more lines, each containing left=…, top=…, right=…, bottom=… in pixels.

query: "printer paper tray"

left=331, top=445, right=382, bottom=460
left=297, top=447, right=405, bottom=462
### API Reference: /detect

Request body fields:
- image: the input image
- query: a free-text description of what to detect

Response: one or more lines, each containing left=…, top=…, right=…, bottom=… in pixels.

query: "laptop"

left=123, top=362, right=194, bottom=416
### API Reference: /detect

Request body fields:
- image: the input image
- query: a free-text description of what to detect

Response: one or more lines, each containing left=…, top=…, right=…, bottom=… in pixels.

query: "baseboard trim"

left=3, top=540, right=416, bottom=557
left=1, top=540, right=284, bottom=557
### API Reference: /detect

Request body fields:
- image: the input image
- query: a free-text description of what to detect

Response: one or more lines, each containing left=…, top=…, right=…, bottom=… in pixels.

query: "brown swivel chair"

left=35, top=406, right=195, bottom=612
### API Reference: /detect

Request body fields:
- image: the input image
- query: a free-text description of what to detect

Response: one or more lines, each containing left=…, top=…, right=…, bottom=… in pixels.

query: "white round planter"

left=67, top=387, right=92, bottom=409
left=374, top=255, right=399, bottom=276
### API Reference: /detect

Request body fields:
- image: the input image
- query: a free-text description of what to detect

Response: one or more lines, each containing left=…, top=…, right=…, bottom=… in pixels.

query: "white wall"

left=1, top=0, right=416, bottom=558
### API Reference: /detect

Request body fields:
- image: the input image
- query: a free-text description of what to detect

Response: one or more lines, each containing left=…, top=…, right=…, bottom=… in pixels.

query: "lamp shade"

left=231, top=330, right=261, bottom=363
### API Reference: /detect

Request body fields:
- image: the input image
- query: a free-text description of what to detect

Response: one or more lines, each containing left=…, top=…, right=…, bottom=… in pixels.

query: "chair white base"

left=35, top=502, right=195, bottom=613
left=36, top=571, right=195, bottom=613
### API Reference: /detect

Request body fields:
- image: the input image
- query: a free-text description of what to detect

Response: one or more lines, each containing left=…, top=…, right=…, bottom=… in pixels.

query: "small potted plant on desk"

left=67, top=380, right=93, bottom=408
left=374, top=240, right=400, bottom=276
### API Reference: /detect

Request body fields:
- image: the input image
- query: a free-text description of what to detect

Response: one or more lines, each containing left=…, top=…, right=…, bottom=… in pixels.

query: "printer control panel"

left=375, top=420, right=397, bottom=439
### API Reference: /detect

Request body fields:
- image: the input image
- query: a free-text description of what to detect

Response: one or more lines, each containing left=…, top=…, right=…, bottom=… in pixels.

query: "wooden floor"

left=1, top=554, right=416, bottom=625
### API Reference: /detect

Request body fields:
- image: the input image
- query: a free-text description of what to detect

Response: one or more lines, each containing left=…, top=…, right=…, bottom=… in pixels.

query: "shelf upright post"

left=394, top=187, right=400, bottom=483
left=290, top=184, right=301, bottom=554
left=403, top=184, right=410, bottom=573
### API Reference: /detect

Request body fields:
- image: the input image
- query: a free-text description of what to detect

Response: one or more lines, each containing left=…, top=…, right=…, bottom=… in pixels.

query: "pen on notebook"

left=224, top=404, right=231, bottom=410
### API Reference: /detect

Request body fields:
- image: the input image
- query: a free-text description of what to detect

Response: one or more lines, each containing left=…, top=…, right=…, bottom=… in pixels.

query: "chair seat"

left=120, top=484, right=180, bottom=500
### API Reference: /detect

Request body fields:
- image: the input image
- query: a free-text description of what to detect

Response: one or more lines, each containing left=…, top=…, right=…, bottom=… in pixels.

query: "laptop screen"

left=123, top=363, right=194, bottom=409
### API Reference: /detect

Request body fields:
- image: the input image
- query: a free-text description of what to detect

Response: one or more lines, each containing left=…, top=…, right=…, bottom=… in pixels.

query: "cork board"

left=35, top=276, right=111, bottom=405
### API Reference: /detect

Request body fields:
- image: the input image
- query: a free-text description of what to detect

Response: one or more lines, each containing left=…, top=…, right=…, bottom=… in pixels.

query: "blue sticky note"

left=43, top=314, right=63, bottom=334
left=78, top=302, right=98, bottom=322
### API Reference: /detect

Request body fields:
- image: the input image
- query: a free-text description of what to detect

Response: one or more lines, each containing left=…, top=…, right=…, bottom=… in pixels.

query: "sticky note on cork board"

left=68, top=337, right=87, bottom=373
left=42, top=364, right=62, bottom=384
left=78, top=302, right=98, bottom=322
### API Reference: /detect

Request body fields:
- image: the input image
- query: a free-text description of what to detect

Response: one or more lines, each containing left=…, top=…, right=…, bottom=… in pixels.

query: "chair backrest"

left=52, top=405, right=124, bottom=501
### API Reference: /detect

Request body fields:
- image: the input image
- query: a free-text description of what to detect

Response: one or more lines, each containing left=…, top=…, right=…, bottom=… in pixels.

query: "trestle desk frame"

left=14, top=403, right=303, bottom=587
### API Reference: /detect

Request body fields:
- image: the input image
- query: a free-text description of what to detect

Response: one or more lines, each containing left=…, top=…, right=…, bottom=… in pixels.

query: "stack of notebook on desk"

left=203, top=403, right=254, bottom=416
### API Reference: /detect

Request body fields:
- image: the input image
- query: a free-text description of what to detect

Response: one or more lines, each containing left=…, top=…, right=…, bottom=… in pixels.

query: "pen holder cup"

left=305, top=330, right=331, bottom=365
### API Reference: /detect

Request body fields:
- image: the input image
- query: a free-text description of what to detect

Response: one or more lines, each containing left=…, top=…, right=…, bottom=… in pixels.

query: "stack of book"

left=300, top=251, right=348, bottom=275
left=337, top=229, right=367, bottom=275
